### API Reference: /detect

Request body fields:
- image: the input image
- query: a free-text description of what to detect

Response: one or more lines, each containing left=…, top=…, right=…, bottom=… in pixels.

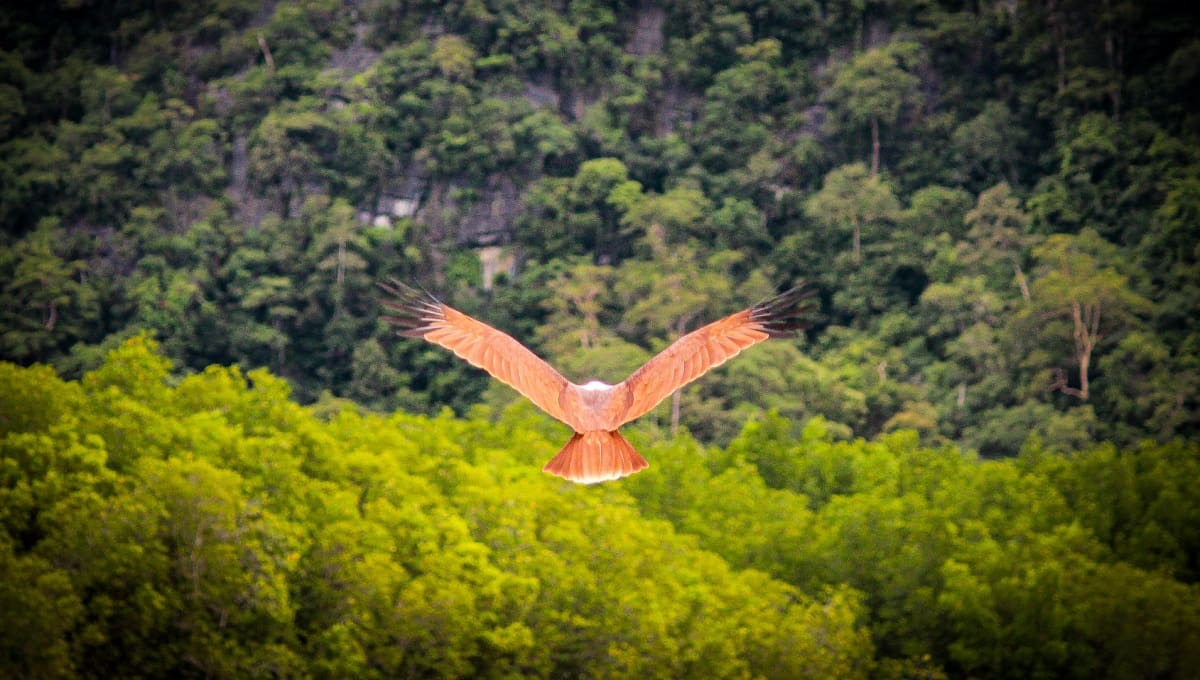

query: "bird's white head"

left=580, top=380, right=612, bottom=391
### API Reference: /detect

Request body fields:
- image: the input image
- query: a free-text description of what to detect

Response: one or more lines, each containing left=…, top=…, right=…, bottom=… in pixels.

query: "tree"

left=613, top=226, right=742, bottom=436
left=951, top=101, right=1024, bottom=188
left=0, top=538, right=83, bottom=678
left=1096, top=331, right=1199, bottom=442
left=1027, top=229, right=1150, bottom=401
left=518, top=157, right=641, bottom=264
left=0, top=220, right=93, bottom=363
left=806, top=163, right=901, bottom=266
left=1142, top=171, right=1200, bottom=343
left=536, top=260, right=614, bottom=354
left=693, top=39, right=787, bottom=174
left=959, top=183, right=1039, bottom=302
left=827, top=40, right=923, bottom=176
left=149, top=113, right=227, bottom=223
left=312, top=198, right=369, bottom=301
left=247, top=103, right=337, bottom=218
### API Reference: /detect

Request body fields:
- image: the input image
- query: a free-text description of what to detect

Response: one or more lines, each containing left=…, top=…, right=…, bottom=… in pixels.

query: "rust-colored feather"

left=542, top=431, right=648, bottom=484
left=612, top=285, right=814, bottom=427
left=379, top=280, right=574, bottom=426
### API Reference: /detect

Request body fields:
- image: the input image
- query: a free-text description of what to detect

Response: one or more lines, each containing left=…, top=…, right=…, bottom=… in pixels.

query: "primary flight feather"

left=380, top=280, right=814, bottom=484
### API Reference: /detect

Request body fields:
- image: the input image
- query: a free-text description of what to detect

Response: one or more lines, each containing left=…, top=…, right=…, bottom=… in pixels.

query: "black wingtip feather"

left=750, top=283, right=816, bottom=338
left=378, top=279, right=445, bottom=337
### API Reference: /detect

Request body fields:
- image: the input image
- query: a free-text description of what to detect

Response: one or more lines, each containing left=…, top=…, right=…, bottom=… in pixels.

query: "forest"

left=1, top=0, right=1198, bottom=677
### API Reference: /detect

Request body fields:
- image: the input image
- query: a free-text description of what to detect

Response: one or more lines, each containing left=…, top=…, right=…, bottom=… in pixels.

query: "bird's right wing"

left=612, top=285, right=814, bottom=428
left=380, top=280, right=574, bottom=426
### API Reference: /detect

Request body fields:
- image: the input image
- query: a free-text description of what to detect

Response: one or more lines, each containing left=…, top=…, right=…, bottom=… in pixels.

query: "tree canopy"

left=1, top=337, right=1197, bottom=677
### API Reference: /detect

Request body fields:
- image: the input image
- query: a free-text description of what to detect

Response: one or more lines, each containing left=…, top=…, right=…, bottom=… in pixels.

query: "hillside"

left=2, top=0, right=1199, bottom=453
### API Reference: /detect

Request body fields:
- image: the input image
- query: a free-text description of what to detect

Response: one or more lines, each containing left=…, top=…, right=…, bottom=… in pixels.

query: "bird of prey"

left=380, top=280, right=813, bottom=484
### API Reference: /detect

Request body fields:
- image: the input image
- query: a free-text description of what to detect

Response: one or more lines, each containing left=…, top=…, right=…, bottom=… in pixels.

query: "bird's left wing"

left=611, top=285, right=814, bottom=428
left=380, top=280, right=574, bottom=426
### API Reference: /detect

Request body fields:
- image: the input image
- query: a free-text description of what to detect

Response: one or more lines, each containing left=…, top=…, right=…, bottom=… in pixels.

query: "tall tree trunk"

left=1072, top=299, right=1099, bottom=401
left=1051, top=299, right=1099, bottom=400
left=1077, top=345, right=1090, bottom=400
left=257, top=33, right=275, bottom=72
left=1014, top=262, right=1031, bottom=302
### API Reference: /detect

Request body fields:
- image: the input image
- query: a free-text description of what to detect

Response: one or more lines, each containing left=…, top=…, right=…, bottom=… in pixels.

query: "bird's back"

left=558, top=381, right=634, bottom=432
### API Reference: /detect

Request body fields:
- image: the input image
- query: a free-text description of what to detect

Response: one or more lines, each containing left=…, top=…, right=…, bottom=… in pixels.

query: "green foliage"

left=2, top=3, right=1200, bottom=671
left=626, top=404, right=1200, bottom=678
left=1, top=0, right=1195, bottom=451
left=826, top=40, right=923, bottom=175
left=1, top=340, right=885, bottom=678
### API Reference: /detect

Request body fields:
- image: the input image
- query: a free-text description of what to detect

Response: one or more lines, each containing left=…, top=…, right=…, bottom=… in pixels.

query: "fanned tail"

left=543, top=431, right=648, bottom=484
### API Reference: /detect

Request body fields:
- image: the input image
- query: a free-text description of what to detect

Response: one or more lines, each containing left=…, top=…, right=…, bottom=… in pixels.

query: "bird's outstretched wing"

left=613, top=285, right=814, bottom=427
left=379, top=280, right=574, bottom=426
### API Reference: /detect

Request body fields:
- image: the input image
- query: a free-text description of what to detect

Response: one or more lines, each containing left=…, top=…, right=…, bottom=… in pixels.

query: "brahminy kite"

left=380, top=280, right=813, bottom=484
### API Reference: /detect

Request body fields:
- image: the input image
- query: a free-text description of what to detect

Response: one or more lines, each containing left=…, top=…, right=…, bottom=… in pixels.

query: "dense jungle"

left=1, top=0, right=1198, bottom=677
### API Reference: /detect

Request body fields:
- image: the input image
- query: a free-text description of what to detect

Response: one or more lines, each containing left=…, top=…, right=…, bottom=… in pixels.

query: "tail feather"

left=543, top=431, right=648, bottom=484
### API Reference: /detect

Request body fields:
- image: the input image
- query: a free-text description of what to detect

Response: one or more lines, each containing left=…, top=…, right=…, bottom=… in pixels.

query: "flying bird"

left=380, top=280, right=814, bottom=484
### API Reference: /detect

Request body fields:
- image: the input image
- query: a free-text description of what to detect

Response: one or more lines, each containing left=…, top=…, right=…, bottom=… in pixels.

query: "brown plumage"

left=379, top=280, right=814, bottom=484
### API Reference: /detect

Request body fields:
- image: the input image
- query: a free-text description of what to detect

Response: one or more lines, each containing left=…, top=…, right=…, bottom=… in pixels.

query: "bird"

left=379, top=280, right=814, bottom=484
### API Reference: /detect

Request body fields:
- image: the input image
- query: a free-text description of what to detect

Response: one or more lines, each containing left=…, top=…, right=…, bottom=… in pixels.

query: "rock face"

left=627, top=2, right=665, bottom=57
left=229, top=133, right=272, bottom=228
left=478, top=245, right=516, bottom=290
left=362, top=166, right=428, bottom=230
left=413, top=174, right=523, bottom=248
left=328, top=21, right=381, bottom=77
